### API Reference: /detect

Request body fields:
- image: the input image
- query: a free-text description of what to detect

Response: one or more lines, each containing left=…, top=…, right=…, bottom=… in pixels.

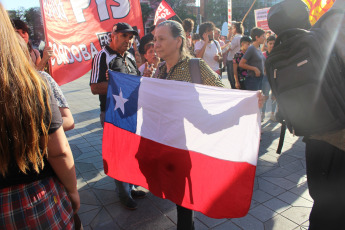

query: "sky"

left=1, top=0, right=40, bottom=10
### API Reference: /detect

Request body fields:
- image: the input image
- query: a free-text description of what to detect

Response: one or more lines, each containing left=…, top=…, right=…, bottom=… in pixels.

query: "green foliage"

left=166, top=0, right=196, bottom=24
left=9, top=7, right=44, bottom=45
left=205, top=0, right=227, bottom=28
left=140, top=3, right=153, bottom=25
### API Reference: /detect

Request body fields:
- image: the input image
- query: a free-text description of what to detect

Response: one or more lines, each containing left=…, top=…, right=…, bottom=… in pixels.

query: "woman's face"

left=231, top=26, right=237, bottom=35
left=16, top=29, right=29, bottom=44
left=154, top=25, right=181, bottom=60
left=257, top=33, right=266, bottom=44
left=144, top=46, right=159, bottom=65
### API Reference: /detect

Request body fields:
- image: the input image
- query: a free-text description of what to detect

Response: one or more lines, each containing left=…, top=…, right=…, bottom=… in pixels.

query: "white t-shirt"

left=139, top=64, right=145, bottom=75
left=227, top=34, right=242, bottom=61
left=194, top=40, right=221, bottom=72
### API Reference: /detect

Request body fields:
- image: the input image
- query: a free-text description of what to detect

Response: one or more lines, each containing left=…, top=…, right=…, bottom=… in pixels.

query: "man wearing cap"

left=90, top=22, right=147, bottom=210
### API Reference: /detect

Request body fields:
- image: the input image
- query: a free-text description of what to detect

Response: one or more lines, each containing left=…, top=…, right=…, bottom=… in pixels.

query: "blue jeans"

left=227, top=60, right=235, bottom=89
left=244, top=75, right=263, bottom=91
left=100, top=112, right=134, bottom=201
left=261, top=75, right=270, bottom=114
left=115, top=180, right=135, bottom=200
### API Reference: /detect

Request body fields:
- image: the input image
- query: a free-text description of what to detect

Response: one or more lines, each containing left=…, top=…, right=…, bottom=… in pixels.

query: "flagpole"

left=241, top=0, right=257, bottom=23
left=174, top=14, right=183, bottom=23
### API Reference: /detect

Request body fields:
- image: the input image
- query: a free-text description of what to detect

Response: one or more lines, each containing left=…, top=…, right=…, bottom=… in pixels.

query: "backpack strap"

left=213, top=40, right=221, bottom=54
left=153, top=61, right=166, bottom=79
left=189, top=58, right=202, bottom=84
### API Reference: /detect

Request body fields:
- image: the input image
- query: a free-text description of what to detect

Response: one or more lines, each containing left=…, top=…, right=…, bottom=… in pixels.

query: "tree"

left=141, top=2, right=154, bottom=26
left=165, top=0, right=197, bottom=24
left=9, top=7, right=45, bottom=46
left=24, top=8, right=44, bottom=45
left=232, top=0, right=260, bottom=34
left=205, top=0, right=227, bottom=28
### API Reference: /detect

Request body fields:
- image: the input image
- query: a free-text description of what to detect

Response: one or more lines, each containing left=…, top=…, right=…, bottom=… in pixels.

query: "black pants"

left=305, top=139, right=345, bottom=230
left=226, top=60, right=235, bottom=89
left=176, top=205, right=194, bottom=230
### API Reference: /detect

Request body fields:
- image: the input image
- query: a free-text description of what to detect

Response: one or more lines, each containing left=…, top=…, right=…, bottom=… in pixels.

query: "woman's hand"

left=257, top=91, right=265, bottom=108
left=143, top=62, right=154, bottom=77
left=254, top=67, right=261, bottom=77
left=68, top=189, right=80, bottom=213
left=235, top=81, right=241, bottom=89
left=42, top=46, right=54, bottom=61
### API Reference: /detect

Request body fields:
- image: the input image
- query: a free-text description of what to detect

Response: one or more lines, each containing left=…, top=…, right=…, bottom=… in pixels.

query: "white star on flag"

left=113, top=88, right=128, bottom=114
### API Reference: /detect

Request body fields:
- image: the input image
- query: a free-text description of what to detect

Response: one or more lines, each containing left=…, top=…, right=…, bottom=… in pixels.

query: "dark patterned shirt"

left=40, top=71, right=69, bottom=108
left=233, top=50, right=247, bottom=81
left=154, top=57, right=224, bottom=87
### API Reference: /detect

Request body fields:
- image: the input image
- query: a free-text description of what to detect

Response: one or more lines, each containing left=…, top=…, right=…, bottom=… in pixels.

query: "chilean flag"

left=102, top=71, right=261, bottom=218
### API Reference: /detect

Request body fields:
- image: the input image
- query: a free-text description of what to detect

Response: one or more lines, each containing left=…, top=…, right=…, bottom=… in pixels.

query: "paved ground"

left=60, top=72, right=312, bottom=230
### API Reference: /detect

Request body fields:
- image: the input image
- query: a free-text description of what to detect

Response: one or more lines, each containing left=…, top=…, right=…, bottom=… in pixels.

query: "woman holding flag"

left=153, top=19, right=264, bottom=230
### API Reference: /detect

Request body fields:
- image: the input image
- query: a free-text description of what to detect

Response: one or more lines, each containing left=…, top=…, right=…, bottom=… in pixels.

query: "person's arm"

left=214, top=40, right=223, bottom=62
left=239, top=58, right=260, bottom=77
left=59, top=107, right=75, bottom=131
left=36, top=47, right=54, bottom=71
left=47, top=126, right=80, bottom=212
left=239, top=47, right=261, bottom=77
left=90, top=51, right=108, bottom=95
left=195, top=34, right=209, bottom=58
left=221, top=41, right=231, bottom=53
left=233, top=62, right=241, bottom=89
left=90, top=82, right=108, bottom=95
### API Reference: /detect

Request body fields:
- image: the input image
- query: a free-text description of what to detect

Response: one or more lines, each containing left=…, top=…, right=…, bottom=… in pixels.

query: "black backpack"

left=265, top=10, right=345, bottom=137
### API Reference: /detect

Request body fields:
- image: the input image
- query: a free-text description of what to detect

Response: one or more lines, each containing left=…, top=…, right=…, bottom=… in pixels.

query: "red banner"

left=40, top=0, right=144, bottom=85
left=154, top=0, right=176, bottom=25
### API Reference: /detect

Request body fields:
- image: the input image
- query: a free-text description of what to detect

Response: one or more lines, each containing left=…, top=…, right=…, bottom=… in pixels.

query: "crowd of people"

left=135, top=17, right=278, bottom=122
left=1, top=0, right=344, bottom=229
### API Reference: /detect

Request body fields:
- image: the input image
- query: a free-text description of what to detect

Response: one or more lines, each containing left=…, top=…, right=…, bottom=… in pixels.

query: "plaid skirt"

left=0, top=176, right=74, bottom=230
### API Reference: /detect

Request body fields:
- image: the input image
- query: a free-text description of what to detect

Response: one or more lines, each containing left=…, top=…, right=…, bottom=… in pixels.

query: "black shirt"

left=0, top=88, right=63, bottom=188
left=90, top=46, right=140, bottom=111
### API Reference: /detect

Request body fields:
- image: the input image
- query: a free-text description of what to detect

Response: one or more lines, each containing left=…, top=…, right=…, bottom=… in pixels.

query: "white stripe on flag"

left=136, top=77, right=260, bottom=165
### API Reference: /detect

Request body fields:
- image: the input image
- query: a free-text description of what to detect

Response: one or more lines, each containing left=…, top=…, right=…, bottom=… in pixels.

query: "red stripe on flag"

left=102, top=122, right=256, bottom=218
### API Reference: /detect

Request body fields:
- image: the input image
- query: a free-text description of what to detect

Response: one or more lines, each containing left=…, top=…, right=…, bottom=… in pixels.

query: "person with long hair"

left=0, top=4, right=79, bottom=229
left=15, top=33, right=75, bottom=131
left=12, top=19, right=54, bottom=71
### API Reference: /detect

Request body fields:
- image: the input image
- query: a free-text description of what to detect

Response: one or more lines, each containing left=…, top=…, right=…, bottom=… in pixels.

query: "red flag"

left=154, top=0, right=176, bottom=25
left=40, top=0, right=144, bottom=85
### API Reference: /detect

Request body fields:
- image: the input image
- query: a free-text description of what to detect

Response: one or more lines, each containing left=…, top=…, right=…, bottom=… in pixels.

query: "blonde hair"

left=0, top=3, right=51, bottom=177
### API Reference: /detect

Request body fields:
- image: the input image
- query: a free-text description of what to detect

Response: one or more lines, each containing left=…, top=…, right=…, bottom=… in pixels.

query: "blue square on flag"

left=105, top=71, right=141, bottom=133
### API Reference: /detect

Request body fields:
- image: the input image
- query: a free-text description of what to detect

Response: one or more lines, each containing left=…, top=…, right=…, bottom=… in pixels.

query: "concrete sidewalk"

left=60, top=72, right=311, bottom=230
